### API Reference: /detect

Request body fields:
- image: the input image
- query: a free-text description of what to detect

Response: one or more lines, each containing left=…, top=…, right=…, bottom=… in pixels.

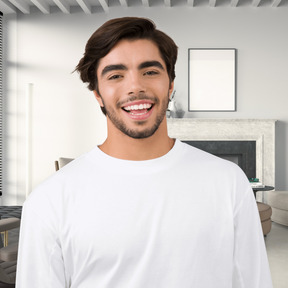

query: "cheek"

left=152, top=81, right=171, bottom=98
left=98, top=84, right=124, bottom=108
left=98, top=82, right=118, bottom=97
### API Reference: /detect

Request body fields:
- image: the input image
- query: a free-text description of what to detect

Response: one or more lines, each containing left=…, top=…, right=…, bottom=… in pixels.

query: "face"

left=94, top=39, right=174, bottom=139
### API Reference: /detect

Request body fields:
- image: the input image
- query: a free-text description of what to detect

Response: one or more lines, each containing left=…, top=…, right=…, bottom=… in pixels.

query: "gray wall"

left=3, top=5, right=288, bottom=204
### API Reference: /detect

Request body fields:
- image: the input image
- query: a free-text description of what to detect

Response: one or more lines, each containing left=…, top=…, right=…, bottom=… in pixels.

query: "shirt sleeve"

left=232, top=185, right=273, bottom=288
left=16, top=199, right=67, bottom=288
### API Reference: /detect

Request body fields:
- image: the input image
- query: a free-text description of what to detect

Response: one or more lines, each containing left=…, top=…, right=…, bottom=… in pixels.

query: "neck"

left=99, top=118, right=175, bottom=161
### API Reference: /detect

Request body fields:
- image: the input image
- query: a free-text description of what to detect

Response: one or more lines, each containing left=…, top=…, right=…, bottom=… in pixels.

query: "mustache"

left=116, top=93, right=159, bottom=108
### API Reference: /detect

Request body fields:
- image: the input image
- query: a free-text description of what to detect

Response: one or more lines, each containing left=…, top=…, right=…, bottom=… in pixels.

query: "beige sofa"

left=266, top=191, right=288, bottom=226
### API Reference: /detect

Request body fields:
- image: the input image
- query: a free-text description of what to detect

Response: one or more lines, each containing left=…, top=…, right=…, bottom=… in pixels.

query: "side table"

left=252, top=185, right=274, bottom=199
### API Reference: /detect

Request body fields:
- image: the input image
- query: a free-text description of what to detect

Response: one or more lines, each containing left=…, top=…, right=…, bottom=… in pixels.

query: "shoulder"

left=176, top=140, right=251, bottom=200
left=25, top=147, right=100, bottom=215
left=177, top=140, right=241, bottom=171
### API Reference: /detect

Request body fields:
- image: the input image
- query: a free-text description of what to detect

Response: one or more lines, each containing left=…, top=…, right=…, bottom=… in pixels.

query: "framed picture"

left=188, top=48, right=236, bottom=112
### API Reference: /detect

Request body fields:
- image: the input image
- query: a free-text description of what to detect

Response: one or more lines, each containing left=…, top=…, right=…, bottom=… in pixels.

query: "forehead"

left=97, top=39, right=165, bottom=70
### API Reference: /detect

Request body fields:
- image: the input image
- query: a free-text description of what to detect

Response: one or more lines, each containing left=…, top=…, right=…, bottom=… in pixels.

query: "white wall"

left=3, top=5, right=288, bottom=205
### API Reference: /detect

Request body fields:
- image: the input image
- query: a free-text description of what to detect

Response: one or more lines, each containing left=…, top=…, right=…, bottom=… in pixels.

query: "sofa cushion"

left=0, top=206, right=22, bottom=219
left=266, top=191, right=288, bottom=210
left=59, top=157, right=74, bottom=169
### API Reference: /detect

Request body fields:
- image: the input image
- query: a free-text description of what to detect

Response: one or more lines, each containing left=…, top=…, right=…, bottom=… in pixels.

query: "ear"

left=93, top=90, right=104, bottom=107
left=168, top=81, right=175, bottom=99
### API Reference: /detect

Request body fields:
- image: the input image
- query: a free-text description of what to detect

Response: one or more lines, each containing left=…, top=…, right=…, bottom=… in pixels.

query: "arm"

left=232, top=186, right=273, bottom=288
left=16, top=201, right=67, bottom=287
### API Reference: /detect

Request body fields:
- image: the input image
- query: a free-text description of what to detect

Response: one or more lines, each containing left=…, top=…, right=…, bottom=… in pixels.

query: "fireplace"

left=167, top=118, right=276, bottom=200
left=183, top=140, right=256, bottom=180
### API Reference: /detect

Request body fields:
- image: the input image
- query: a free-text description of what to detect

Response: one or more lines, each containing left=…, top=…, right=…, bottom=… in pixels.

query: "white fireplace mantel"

left=167, top=118, right=277, bottom=187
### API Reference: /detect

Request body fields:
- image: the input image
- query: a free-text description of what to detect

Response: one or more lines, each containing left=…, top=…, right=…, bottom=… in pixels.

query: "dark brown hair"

left=75, top=17, right=178, bottom=96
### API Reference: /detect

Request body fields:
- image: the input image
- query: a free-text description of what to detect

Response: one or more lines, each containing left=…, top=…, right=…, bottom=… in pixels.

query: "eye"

left=108, top=74, right=123, bottom=80
left=144, top=70, right=159, bottom=76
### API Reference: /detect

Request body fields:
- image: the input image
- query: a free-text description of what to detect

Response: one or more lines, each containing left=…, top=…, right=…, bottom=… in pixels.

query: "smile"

left=122, top=103, right=153, bottom=113
left=121, top=101, right=154, bottom=120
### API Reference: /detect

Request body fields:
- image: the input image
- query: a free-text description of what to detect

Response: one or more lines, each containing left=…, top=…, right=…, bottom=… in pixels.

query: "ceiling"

left=0, top=0, right=286, bottom=15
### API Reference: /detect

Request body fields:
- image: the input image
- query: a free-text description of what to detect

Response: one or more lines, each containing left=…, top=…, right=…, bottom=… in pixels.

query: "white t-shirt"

left=16, top=140, right=273, bottom=288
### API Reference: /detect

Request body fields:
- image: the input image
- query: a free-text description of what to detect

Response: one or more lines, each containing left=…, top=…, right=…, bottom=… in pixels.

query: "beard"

left=101, top=92, right=170, bottom=139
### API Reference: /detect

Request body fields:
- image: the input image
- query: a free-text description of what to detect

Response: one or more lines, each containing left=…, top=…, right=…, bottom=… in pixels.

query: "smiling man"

left=16, top=17, right=273, bottom=288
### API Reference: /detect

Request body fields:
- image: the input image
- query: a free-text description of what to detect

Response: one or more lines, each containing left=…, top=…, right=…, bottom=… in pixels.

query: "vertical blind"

left=0, top=11, right=3, bottom=196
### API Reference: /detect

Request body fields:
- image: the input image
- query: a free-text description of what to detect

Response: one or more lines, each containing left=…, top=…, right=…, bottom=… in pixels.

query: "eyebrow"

left=101, top=64, right=127, bottom=77
left=138, top=61, right=165, bottom=70
left=101, top=61, right=165, bottom=78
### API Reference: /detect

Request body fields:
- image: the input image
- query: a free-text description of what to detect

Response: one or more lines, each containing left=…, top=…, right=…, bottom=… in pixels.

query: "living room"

left=0, top=0, right=288, bottom=287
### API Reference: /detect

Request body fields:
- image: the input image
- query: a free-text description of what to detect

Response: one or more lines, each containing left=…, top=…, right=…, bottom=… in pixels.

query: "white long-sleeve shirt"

left=16, top=140, right=273, bottom=287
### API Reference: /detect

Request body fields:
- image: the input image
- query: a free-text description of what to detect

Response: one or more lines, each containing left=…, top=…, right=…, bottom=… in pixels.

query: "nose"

left=128, top=72, right=146, bottom=95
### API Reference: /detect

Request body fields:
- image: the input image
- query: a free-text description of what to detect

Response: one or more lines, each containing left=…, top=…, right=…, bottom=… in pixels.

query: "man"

left=16, top=17, right=273, bottom=287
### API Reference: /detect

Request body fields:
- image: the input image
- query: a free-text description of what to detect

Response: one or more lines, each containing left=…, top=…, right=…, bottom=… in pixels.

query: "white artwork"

left=188, top=49, right=236, bottom=111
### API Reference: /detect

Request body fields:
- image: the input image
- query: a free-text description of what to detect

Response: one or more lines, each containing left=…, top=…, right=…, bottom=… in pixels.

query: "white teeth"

left=124, top=103, right=152, bottom=111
